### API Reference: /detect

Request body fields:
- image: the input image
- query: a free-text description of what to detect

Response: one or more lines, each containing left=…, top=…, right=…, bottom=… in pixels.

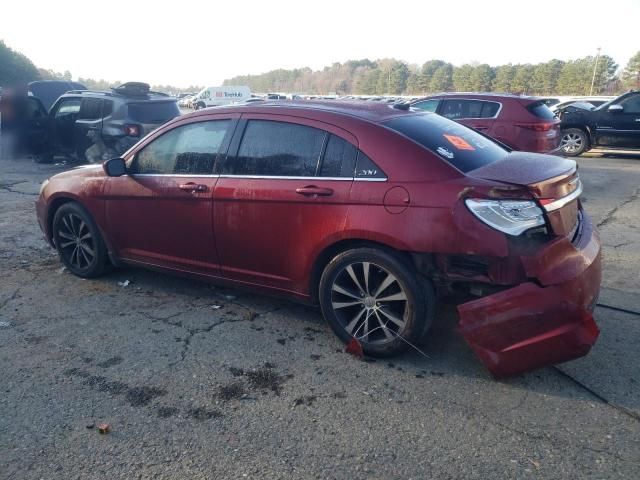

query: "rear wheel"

left=52, top=203, right=108, bottom=278
left=560, top=128, right=589, bottom=156
left=319, top=248, right=434, bottom=357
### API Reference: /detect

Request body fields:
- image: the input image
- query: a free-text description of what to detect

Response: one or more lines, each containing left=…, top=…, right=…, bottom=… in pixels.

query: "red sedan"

left=35, top=101, right=601, bottom=377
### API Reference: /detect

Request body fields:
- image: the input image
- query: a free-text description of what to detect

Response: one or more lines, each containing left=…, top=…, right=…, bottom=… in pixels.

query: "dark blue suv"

left=40, top=82, right=180, bottom=163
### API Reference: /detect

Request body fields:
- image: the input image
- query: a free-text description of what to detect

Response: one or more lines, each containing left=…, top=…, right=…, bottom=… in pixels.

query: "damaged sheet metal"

left=457, top=213, right=602, bottom=377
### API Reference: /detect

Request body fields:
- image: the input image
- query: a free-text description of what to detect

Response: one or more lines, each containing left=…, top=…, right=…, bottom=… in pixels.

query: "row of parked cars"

left=3, top=79, right=639, bottom=164
left=407, top=91, right=640, bottom=156
left=1, top=81, right=181, bottom=163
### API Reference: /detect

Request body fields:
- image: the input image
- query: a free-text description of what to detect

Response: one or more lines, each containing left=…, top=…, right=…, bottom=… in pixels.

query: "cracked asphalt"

left=1, top=151, right=639, bottom=479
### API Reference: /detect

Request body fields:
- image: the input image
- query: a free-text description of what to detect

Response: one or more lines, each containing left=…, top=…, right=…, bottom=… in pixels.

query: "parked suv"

left=36, top=101, right=601, bottom=377
left=39, top=82, right=180, bottom=163
left=411, top=93, right=561, bottom=154
left=558, top=90, right=640, bottom=156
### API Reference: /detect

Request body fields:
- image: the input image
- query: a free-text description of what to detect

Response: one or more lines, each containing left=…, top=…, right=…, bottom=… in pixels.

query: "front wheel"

left=52, top=202, right=108, bottom=278
left=319, top=248, right=434, bottom=357
left=560, top=128, right=589, bottom=156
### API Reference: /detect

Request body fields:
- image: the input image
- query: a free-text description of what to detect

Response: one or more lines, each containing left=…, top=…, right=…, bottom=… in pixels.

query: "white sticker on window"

left=437, top=146, right=454, bottom=159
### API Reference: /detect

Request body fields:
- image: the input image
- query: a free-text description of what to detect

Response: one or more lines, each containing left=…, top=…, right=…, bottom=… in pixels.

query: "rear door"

left=213, top=115, right=356, bottom=293
left=75, top=97, right=104, bottom=162
left=595, top=93, right=640, bottom=148
left=438, top=99, right=499, bottom=134
left=105, top=116, right=237, bottom=274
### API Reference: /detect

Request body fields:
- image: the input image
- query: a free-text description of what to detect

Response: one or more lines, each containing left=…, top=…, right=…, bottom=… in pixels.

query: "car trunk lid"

left=468, top=152, right=581, bottom=237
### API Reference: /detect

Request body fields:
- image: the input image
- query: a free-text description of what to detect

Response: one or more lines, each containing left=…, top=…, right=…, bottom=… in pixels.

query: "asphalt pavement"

left=0, top=151, right=639, bottom=479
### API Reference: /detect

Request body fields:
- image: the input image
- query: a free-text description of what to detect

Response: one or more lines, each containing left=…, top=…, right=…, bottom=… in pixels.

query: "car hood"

left=50, top=164, right=105, bottom=181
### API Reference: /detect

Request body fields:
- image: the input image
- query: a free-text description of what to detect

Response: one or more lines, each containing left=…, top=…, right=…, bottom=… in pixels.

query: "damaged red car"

left=35, top=101, right=601, bottom=377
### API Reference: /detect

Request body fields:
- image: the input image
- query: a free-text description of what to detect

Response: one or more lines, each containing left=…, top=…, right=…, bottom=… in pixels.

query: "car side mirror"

left=103, top=157, right=127, bottom=177
left=608, top=104, right=624, bottom=113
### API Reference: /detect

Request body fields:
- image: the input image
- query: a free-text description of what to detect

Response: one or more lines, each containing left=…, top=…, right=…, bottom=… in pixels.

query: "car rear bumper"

left=457, top=212, right=601, bottom=377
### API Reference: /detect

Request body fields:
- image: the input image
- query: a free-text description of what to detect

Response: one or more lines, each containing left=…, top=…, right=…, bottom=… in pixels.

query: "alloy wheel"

left=561, top=132, right=584, bottom=154
left=57, top=213, right=96, bottom=270
left=330, top=261, right=409, bottom=344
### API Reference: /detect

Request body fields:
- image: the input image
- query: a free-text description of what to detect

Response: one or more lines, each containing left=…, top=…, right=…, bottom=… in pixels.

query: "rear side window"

left=440, top=99, right=499, bottom=119
left=481, top=101, right=500, bottom=118
left=383, top=114, right=508, bottom=173
left=132, top=120, right=230, bottom=175
left=78, top=98, right=103, bottom=120
left=232, top=120, right=325, bottom=176
left=526, top=101, right=556, bottom=119
left=319, top=135, right=357, bottom=177
left=127, top=101, right=180, bottom=123
left=102, top=100, right=114, bottom=117
left=355, top=151, right=386, bottom=179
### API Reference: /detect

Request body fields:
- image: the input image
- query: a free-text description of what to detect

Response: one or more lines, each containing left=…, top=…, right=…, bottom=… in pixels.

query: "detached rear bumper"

left=457, top=212, right=601, bottom=377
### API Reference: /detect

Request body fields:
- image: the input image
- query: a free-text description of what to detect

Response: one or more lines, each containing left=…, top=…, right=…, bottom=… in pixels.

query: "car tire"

left=52, top=202, right=108, bottom=278
left=560, top=128, right=589, bottom=156
left=319, top=248, right=434, bottom=357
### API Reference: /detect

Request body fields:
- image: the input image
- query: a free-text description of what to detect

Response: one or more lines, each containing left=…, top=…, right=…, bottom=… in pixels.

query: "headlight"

left=39, top=179, right=49, bottom=195
left=465, top=199, right=545, bottom=236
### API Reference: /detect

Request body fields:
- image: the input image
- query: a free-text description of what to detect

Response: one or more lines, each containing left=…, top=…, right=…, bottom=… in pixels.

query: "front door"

left=213, top=115, right=357, bottom=294
left=104, top=117, right=236, bottom=275
left=24, top=97, right=49, bottom=154
left=49, top=97, right=82, bottom=154
left=595, top=93, right=640, bottom=148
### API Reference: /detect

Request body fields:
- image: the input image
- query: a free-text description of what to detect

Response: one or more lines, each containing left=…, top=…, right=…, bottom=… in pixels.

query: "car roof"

left=186, top=100, right=417, bottom=123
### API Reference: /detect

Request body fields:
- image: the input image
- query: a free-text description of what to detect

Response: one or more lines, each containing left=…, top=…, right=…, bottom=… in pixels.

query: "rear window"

left=383, top=113, right=508, bottom=173
left=127, top=101, right=180, bottom=124
left=526, top=101, right=556, bottom=119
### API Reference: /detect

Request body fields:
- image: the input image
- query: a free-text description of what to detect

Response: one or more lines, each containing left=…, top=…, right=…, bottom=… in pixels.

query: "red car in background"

left=411, top=93, right=561, bottom=153
left=36, top=101, right=600, bottom=377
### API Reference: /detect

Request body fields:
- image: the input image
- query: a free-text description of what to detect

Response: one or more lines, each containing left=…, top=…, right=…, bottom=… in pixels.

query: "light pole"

left=589, top=47, right=601, bottom=95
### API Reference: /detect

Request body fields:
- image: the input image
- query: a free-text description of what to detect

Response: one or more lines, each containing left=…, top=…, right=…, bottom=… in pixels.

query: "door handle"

left=179, top=182, right=208, bottom=192
left=295, top=185, right=334, bottom=197
left=474, top=125, right=489, bottom=131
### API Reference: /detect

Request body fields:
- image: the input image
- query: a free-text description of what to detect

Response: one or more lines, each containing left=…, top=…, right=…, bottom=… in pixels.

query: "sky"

left=1, top=0, right=639, bottom=87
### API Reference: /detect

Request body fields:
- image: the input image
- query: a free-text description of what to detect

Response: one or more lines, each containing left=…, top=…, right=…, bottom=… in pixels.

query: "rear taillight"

left=538, top=180, right=583, bottom=212
left=515, top=122, right=555, bottom=132
left=124, top=124, right=141, bottom=137
left=465, top=199, right=546, bottom=236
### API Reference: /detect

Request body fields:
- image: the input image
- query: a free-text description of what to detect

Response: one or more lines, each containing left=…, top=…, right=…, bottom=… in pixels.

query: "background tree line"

left=225, top=53, right=640, bottom=96
left=1, top=39, right=639, bottom=96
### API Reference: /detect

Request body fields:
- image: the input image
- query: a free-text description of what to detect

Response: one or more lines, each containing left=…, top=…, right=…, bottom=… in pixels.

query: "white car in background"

left=192, top=86, right=251, bottom=110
